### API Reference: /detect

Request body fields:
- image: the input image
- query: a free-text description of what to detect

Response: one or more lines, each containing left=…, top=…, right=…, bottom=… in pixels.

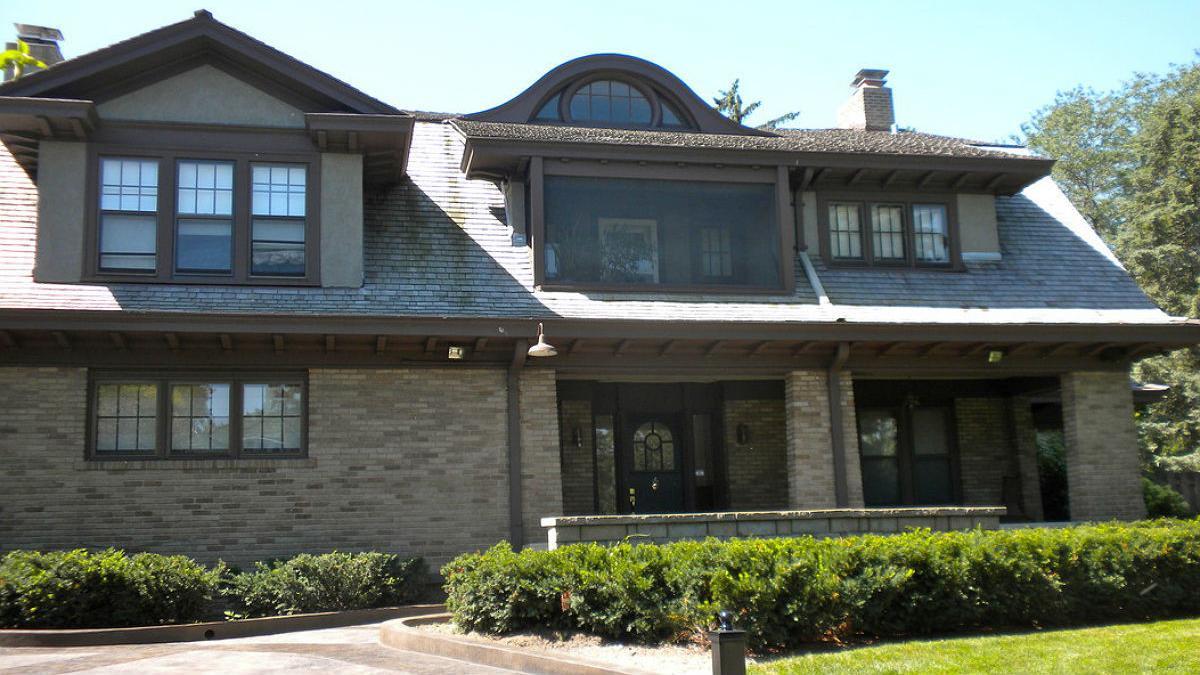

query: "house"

left=0, top=11, right=1196, bottom=567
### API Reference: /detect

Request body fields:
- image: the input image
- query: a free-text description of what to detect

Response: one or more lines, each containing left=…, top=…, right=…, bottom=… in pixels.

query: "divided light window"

left=90, top=374, right=306, bottom=459
left=542, top=175, right=781, bottom=289
left=93, top=155, right=313, bottom=283
left=823, top=196, right=954, bottom=268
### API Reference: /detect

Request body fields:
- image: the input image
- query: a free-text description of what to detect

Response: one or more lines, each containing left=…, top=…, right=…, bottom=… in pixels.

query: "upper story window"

left=531, top=77, right=694, bottom=130
left=541, top=175, right=781, bottom=290
left=819, top=193, right=957, bottom=268
left=91, top=152, right=317, bottom=284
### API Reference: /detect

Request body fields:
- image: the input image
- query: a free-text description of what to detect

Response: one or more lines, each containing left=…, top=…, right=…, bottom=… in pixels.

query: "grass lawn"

left=751, top=617, right=1200, bottom=674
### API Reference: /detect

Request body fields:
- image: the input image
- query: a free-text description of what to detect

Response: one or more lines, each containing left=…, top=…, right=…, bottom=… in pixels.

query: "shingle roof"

left=452, top=119, right=1043, bottom=161
left=0, top=121, right=1175, bottom=327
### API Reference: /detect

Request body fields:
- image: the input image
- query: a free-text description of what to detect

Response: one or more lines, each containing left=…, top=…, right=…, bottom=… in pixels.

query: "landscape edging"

left=0, top=603, right=444, bottom=647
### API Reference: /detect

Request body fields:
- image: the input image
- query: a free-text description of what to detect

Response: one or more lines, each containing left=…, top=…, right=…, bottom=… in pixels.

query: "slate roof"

left=452, top=119, right=1042, bottom=161
left=0, top=121, right=1176, bottom=327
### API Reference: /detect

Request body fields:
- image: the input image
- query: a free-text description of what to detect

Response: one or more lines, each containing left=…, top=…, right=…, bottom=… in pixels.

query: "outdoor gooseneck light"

left=527, top=323, right=558, bottom=358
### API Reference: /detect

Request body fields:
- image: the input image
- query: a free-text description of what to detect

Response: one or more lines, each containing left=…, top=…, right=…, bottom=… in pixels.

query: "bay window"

left=89, top=373, right=306, bottom=459
left=541, top=175, right=783, bottom=290
left=91, top=152, right=315, bottom=283
left=820, top=194, right=957, bottom=268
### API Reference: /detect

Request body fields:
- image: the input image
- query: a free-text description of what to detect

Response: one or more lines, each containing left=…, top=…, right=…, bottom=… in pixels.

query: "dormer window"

left=527, top=76, right=695, bottom=130
left=818, top=192, right=959, bottom=269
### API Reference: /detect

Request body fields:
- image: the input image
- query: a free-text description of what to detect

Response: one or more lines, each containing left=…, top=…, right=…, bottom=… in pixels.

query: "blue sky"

left=3, top=0, right=1198, bottom=142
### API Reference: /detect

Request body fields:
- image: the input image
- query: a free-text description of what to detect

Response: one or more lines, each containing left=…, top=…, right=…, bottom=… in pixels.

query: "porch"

left=546, top=370, right=1144, bottom=546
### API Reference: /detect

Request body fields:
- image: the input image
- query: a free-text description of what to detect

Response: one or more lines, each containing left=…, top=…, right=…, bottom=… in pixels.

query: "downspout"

left=799, top=252, right=831, bottom=306
left=827, top=341, right=851, bottom=507
left=507, top=340, right=528, bottom=548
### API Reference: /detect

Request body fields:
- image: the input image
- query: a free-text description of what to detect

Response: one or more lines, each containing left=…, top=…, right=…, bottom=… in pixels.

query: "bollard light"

left=709, top=609, right=747, bottom=675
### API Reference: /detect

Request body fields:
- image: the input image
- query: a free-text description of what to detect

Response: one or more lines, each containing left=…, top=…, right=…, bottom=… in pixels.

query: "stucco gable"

left=95, top=64, right=305, bottom=128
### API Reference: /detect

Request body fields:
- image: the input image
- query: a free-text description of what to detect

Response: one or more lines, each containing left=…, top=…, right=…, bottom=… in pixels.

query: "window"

left=542, top=175, right=781, bottom=289
left=89, top=374, right=305, bottom=459
left=569, top=80, right=651, bottom=125
left=821, top=195, right=956, bottom=268
left=858, top=405, right=957, bottom=506
left=175, top=160, right=234, bottom=274
left=251, top=164, right=307, bottom=276
left=632, top=420, right=675, bottom=471
left=92, top=153, right=314, bottom=283
left=98, top=158, right=158, bottom=272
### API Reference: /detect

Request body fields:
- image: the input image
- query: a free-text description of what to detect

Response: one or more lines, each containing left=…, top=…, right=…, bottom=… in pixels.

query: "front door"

left=622, top=412, right=685, bottom=513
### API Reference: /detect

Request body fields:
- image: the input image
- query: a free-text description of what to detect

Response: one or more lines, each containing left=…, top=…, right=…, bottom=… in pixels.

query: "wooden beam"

left=108, top=332, right=127, bottom=350
left=846, top=168, right=866, bottom=186
left=878, top=342, right=906, bottom=357
left=810, top=167, right=828, bottom=186
left=1128, top=343, right=1162, bottom=359
left=219, top=334, right=233, bottom=351
left=705, top=340, right=725, bottom=357
left=68, top=117, right=87, bottom=140
left=569, top=338, right=585, bottom=355
left=1085, top=342, right=1116, bottom=357
left=424, top=337, right=438, bottom=354
left=324, top=334, right=336, bottom=353
left=614, top=339, right=633, bottom=356
left=984, top=173, right=1006, bottom=192
left=799, top=166, right=815, bottom=190
left=164, top=332, right=180, bottom=351
left=315, top=129, right=328, bottom=150
left=881, top=169, right=900, bottom=187
left=375, top=336, right=388, bottom=354
left=33, top=115, right=52, bottom=138
left=347, top=131, right=359, bottom=152
left=918, top=342, right=947, bottom=358
left=51, top=331, right=70, bottom=350
left=0, top=330, right=17, bottom=348
left=951, top=172, right=971, bottom=189
left=963, top=343, right=991, bottom=357
left=473, top=337, right=488, bottom=353
left=917, top=170, right=936, bottom=189
left=749, top=341, right=772, bottom=357
left=659, top=340, right=678, bottom=356
left=1040, top=342, right=1074, bottom=358
left=272, top=334, right=285, bottom=353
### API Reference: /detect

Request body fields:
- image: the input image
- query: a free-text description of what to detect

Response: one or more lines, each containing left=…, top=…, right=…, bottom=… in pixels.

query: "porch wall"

left=0, top=366, right=516, bottom=568
left=1061, top=371, right=1146, bottom=521
left=519, top=369, right=563, bottom=546
left=724, top=398, right=788, bottom=510
left=558, top=398, right=595, bottom=515
left=955, top=397, right=1042, bottom=519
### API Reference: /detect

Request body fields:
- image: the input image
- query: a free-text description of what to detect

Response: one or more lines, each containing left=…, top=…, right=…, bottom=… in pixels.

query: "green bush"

left=443, top=520, right=1200, bottom=651
left=1144, top=478, right=1194, bottom=517
left=223, top=551, right=426, bottom=618
left=0, top=549, right=221, bottom=628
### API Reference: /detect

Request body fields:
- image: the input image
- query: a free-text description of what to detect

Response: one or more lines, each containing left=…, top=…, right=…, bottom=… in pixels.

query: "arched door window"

left=632, top=420, right=675, bottom=471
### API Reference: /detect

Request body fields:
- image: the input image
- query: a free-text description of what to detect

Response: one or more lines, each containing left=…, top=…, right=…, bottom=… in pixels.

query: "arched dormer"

left=463, top=54, right=770, bottom=136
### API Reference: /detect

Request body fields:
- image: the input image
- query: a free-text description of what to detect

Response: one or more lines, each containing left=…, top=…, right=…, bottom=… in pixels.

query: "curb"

left=0, top=603, right=445, bottom=648
left=379, top=613, right=655, bottom=675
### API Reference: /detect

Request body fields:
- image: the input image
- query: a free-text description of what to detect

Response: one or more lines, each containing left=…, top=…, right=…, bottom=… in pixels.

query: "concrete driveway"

left=0, top=623, right=517, bottom=674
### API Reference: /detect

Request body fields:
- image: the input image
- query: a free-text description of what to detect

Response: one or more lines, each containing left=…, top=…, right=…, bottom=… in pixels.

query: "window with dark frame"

left=88, top=374, right=306, bottom=459
left=822, top=196, right=954, bottom=268
left=98, top=158, right=159, bottom=272
left=92, top=153, right=313, bottom=284
left=858, top=405, right=956, bottom=507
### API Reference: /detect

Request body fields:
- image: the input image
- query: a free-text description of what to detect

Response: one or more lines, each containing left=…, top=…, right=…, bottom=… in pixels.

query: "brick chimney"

left=836, top=69, right=894, bottom=132
left=4, top=24, right=64, bottom=81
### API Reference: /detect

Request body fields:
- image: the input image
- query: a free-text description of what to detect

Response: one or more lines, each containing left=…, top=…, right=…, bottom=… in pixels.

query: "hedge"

left=443, top=519, right=1200, bottom=650
left=223, top=551, right=426, bottom=619
left=0, top=549, right=426, bottom=628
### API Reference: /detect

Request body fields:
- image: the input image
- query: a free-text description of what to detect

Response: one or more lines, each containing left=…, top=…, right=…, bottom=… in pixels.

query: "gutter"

left=506, top=340, right=528, bottom=548
left=827, top=341, right=851, bottom=507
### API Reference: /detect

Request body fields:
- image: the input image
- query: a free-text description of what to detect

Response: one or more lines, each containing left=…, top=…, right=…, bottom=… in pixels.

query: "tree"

left=1022, top=56, right=1200, bottom=467
left=0, top=40, right=47, bottom=81
left=713, top=79, right=799, bottom=129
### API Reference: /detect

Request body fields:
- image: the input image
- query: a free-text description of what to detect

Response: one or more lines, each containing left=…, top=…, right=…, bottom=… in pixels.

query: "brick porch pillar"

left=519, top=368, right=563, bottom=547
left=1060, top=371, right=1145, bottom=521
left=785, top=370, right=864, bottom=509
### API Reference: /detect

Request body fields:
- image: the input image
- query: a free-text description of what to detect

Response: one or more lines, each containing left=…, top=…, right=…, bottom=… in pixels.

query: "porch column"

left=785, top=370, right=864, bottom=509
left=518, top=368, right=563, bottom=547
left=1060, top=371, right=1145, bottom=521
left=1009, top=396, right=1045, bottom=521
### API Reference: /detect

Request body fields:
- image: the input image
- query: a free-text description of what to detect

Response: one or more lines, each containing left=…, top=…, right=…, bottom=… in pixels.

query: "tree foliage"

left=0, top=40, right=47, bottom=80
left=1023, top=56, right=1200, bottom=466
left=713, top=79, right=799, bottom=129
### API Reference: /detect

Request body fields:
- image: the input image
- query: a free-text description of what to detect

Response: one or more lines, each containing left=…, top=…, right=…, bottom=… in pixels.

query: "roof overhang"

left=458, top=135, right=1054, bottom=195
left=0, top=96, right=98, bottom=174
left=305, top=113, right=414, bottom=186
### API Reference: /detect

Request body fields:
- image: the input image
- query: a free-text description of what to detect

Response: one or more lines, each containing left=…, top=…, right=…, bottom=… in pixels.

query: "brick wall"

left=0, top=366, right=521, bottom=568
left=558, top=398, right=595, bottom=515
left=724, top=398, right=788, bottom=510
left=785, top=370, right=864, bottom=509
left=1060, top=370, right=1145, bottom=520
left=955, top=398, right=1010, bottom=506
left=519, top=368, right=563, bottom=545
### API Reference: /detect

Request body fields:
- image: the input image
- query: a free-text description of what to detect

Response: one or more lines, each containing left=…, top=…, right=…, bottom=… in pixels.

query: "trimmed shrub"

left=0, top=549, right=221, bottom=628
left=1144, top=478, right=1194, bottom=518
left=443, top=520, right=1200, bottom=650
left=223, top=551, right=426, bottom=618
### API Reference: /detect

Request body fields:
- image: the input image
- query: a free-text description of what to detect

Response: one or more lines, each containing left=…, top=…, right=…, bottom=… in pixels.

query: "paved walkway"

left=0, top=623, right=517, bottom=674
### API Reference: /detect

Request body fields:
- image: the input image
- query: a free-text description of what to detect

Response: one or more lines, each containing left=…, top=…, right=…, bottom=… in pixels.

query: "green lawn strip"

left=750, top=617, right=1200, bottom=675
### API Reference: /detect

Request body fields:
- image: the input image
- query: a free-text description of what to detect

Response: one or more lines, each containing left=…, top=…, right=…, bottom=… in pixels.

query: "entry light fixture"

left=527, top=322, right=558, bottom=358
left=987, top=349, right=1005, bottom=364
left=447, top=345, right=466, bottom=360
